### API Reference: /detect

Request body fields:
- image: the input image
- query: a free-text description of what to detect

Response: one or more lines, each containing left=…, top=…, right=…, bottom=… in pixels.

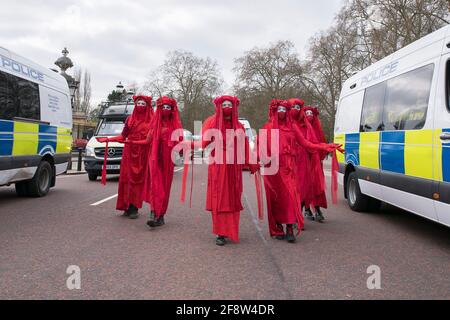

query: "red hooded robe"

left=288, top=98, right=308, bottom=204
left=300, top=106, right=328, bottom=209
left=142, top=96, right=183, bottom=218
left=261, top=100, right=332, bottom=237
left=199, top=96, right=251, bottom=243
left=104, top=95, right=153, bottom=211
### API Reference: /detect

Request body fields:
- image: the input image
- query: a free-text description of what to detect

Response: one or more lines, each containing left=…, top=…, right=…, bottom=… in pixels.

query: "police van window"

left=382, top=64, right=434, bottom=131
left=0, top=71, right=17, bottom=120
left=360, top=81, right=385, bottom=132
left=0, top=71, right=40, bottom=121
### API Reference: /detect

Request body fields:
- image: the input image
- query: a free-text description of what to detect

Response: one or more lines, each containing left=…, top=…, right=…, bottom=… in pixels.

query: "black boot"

left=147, top=215, right=165, bottom=228
left=127, top=204, right=139, bottom=219
left=286, top=225, right=296, bottom=243
left=304, top=208, right=315, bottom=221
left=216, top=235, right=226, bottom=246
left=315, top=207, right=325, bottom=223
left=275, top=223, right=285, bottom=240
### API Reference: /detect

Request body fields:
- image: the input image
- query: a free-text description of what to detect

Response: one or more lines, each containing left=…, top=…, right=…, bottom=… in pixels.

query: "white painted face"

left=292, top=104, right=301, bottom=111
left=136, top=100, right=147, bottom=107
left=222, top=101, right=233, bottom=109
left=162, top=104, right=172, bottom=110
left=305, top=110, right=314, bottom=117
left=277, top=106, right=287, bottom=113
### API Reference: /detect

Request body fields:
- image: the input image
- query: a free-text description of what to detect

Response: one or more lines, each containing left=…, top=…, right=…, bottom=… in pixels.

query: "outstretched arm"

left=292, top=125, right=340, bottom=153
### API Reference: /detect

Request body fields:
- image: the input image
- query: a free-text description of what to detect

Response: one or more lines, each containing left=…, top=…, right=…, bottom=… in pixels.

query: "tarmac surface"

left=0, top=163, right=449, bottom=299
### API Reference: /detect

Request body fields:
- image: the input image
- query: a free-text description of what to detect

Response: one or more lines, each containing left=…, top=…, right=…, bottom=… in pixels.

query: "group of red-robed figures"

left=97, top=95, right=343, bottom=246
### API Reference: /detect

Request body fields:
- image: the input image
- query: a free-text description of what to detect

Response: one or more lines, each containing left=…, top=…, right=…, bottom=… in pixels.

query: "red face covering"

left=162, top=109, right=172, bottom=118
left=223, top=107, right=233, bottom=117
left=290, top=108, right=300, bottom=119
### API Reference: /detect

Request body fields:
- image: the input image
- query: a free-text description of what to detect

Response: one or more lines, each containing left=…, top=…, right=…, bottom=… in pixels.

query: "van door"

left=434, top=54, right=450, bottom=226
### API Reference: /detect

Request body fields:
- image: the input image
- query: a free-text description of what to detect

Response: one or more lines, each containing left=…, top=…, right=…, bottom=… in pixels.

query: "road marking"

left=174, top=167, right=184, bottom=173
left=91, top=194, right=118, bottom=206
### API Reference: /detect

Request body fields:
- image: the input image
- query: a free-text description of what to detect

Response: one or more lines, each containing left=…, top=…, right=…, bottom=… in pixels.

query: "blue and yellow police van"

left=0, top=47, right=72, bottom=197
left=334, top=25, right=450, bottom=227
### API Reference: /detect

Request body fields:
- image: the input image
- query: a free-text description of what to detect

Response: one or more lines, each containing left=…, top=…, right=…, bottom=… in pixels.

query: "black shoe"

left=122, top=211, right=130, bottom=217
left=216, top=236, right=226, bottom=246
left=315, top=208, right=325, bottom=223
left=147, top=216, right=165, bottom=227
left=304, top=208, right=315, bottom=221
left=126, top=205, right=139, bottom=219
left=286, top=225, right=296, bottom=243
left=275, top=223, right=285, bottom=240
left=128, top=212, right=139, bottom=219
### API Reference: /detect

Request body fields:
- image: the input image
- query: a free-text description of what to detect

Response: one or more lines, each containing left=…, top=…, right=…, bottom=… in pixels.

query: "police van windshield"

left=96, top=120, right=124, bottom=136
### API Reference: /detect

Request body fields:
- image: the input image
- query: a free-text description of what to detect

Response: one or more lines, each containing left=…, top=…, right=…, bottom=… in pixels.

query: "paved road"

left=0, top=164, right=449, bottom=299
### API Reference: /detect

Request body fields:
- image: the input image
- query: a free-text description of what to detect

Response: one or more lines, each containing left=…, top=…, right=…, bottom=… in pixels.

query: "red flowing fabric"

left=200, top=95, right=249, bottom=243
left=143, top=96, right=183, bottom=218
left=255, top=171, right=264, bottom=220
left=331, top=150, right=339, bottom=204
left=101, top=140, right=108, bottom=185
left=180, top=162, right=189, bottom=203
left=100, top=95, right=153, bottom=212
left=262, top=100, right=304, bottom=236
left=300, top=106, right=327, bottom=209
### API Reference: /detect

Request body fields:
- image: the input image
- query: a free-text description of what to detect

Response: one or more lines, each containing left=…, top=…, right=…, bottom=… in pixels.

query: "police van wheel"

left=27, top=161, right=53, bottom=197
left=347, top=171, right=370, bottom=212
left=88, top=174, right=98, bottom=181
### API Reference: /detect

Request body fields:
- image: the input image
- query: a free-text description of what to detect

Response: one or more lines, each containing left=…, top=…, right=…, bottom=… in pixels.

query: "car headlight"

left=85, top=146, right=95, bottom=157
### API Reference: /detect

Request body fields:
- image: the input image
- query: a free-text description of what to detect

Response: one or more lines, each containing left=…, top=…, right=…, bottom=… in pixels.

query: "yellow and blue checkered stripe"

left=0, top=119, right=72, bottom=157
left=335, top=129, right=450, bottom=183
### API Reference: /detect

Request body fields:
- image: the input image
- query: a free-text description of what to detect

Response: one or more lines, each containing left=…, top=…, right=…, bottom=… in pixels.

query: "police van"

left=0, top=47, right=72, bottom=197
left=334, top=25, right=450, bottom=227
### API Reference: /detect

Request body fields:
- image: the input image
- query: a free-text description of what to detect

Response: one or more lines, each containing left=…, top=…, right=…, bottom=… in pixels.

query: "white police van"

left=0, top=47, right=72, bottom=197
left=334, top=25, right=450, bottom=227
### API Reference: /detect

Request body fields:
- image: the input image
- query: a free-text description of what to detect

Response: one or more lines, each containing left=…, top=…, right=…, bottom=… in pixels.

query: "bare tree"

left=144, top=50, right=223, bottom=131
left=301, top=0, right=449, bottom=139
left=73, top=68, right=92, bottom=116
left=233, top=41, right=307, bottom=130
left=81, top=70, right=91, bottom=114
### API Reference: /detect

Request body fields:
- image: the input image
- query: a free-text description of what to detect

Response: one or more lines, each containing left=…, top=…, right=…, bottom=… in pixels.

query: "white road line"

left=91, top=194, right=118, bottom=206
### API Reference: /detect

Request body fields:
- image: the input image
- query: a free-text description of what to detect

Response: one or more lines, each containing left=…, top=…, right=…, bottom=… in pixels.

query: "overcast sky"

left=0, top=0, right=343, bottom=105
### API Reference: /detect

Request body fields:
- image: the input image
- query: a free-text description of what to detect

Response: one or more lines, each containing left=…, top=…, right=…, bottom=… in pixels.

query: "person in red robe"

left=96, top=95, right=153, bottom=219
left=261, top=99, right=339, bottom=243
left=299, top=106, right=329, bottom=222
left=288, top=98, right=309, bottom=222
left=131, top=96, right=183, bottom=228
left=193, top=95, right=259, bottom=246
